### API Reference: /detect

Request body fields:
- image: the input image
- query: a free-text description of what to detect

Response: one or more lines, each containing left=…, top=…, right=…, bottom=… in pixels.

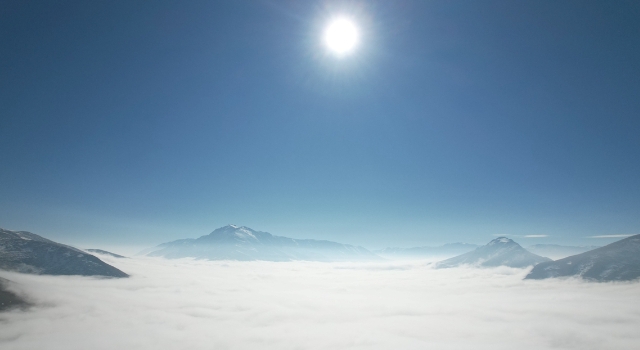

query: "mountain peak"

left=436, top=236, right=550, bottom=268
left=488, top=237, right=515, bottom=245
left=214, top=225, right=251, bottom=232
left=146, top=226, right=381, bottom=262
left=197, top=225, right=264, bottom=245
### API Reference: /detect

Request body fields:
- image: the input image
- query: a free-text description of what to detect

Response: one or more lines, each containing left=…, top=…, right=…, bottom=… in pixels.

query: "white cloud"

left=491, top=234, right=549, bottom=238
left=589, top=234, right=635, bottom=239
left=1, top=257, right=639, bottom=350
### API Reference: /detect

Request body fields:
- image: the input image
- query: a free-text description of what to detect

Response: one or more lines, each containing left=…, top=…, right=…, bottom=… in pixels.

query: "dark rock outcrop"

left=0, top=277, right=29, bottom=311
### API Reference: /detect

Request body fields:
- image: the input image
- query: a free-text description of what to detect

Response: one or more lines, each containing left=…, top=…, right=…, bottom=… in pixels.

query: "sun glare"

left=324, top=17, right=359, bottom=56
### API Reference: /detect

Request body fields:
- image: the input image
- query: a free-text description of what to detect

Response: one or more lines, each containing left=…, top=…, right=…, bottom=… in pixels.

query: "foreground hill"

left=0, top=228, right=128, bottom=277
left=436, top=237, right=551, bottom=268
left=525, top=234, right=640, bottom=282
left=375, top=243, right=479, bottom=260
left=145, top=225, right=381, bottom=262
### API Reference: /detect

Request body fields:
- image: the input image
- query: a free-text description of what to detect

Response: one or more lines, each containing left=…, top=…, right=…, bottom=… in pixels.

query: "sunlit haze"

left=323, top=17, right=359, bottom=56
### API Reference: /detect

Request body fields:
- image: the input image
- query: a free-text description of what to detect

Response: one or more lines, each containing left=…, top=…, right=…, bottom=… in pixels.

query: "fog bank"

left=1, top=257, right=639, bottom=350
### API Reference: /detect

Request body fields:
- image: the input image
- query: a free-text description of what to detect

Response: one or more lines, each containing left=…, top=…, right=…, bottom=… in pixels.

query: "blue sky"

left=1, top=0, right=639, bottom=249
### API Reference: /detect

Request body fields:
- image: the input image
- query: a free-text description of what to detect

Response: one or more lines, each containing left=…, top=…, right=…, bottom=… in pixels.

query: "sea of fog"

left=1, top=257, right=639, bottom=350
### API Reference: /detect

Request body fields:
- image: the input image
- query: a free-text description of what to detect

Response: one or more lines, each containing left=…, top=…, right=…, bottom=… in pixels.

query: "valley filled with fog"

left=2, top=257, right=639, bottom=350
left=3, top=1, right=640, bottom=350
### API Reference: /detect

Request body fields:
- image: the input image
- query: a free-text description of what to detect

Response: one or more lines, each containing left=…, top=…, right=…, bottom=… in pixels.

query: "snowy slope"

left=0, top=228, right=128, bottom=277
left=525, top=234, right=640, bottom=282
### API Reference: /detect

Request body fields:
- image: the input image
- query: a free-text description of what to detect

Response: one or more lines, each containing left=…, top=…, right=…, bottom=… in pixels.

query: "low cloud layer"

left=491, top=234, right=549, bottom=238
left=1, top=257, right=639, bottom=350
left=589, top=234, right=635, bottom=238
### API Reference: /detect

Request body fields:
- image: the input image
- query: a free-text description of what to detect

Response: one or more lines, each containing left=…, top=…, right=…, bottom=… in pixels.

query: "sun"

left=323, top=17, right=359, bottom=56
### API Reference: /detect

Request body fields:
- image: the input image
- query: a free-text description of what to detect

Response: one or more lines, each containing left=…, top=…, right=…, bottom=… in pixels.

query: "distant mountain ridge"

left=525, top=234, right=640, bottom=282
left=527, top=244, right=600, bottom=260
left=436, top=237, right=551, bottom=268
left=145, top=225, right=381, bottom=262
left=0, top=228, right=128, bottom=277
left=375, top=243, right=479, bottom=259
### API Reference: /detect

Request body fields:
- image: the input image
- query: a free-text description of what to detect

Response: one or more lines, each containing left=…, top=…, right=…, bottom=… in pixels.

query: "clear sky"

left=1, top=0, right=639, bottom=249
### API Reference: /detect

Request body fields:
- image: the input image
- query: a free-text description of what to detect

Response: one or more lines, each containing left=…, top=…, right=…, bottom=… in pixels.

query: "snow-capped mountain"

left=375, top=243, right=479, bottom=260
left=145, top=225, right=381, bottom=262
left=435, top=237, right=551, bottom=268
left=527, top=244, right=600, bottom=260
left=525, top=234, right=640, bottom=282
left=0, top=228, right=128, bottom=277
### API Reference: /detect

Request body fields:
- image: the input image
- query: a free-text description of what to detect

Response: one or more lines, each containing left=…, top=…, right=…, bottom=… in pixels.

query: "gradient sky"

left=1, top=0, right=639, bottom=249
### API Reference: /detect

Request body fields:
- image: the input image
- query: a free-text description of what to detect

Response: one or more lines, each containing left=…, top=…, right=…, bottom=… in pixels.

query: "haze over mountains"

left=436, top=237, right=552, bottom=268
left=3, top=223, right=640, bottom=285
left=145, top=225, right=605, bottom=265
left=375, top=243, right=479, bottom=260
left=0, top=228, right=128, bottom=278
left=144, top=225, right=381, bottom=262
left=526, top=234, right=640, bottom=282
left=86, top=249, right=127, bottom=259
